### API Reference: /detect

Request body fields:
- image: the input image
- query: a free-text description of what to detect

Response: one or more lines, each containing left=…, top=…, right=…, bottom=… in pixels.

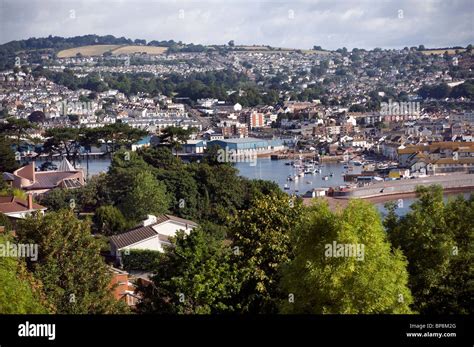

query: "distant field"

left=57, top=45, right=168, bottom=58
left=57, top=45, right=121, bottom=58
left=421, top=49, right=466, bottom=55
left=235, top=46, right=330, bottom=55
left=238, top=46, right=271, bottom=51
left=302, top=49, right=331, bottom=55
left=110, top=46, right=168, bottom=55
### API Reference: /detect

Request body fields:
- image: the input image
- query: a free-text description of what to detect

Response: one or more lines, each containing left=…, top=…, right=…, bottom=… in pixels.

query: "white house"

left=110, top=214, right=198, bottom=259
left=0, top=195, right=47, bottom=221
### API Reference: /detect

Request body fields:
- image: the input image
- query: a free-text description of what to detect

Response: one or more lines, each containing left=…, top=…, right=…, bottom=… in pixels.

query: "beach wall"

left=341, top=174, right=474, bottom=198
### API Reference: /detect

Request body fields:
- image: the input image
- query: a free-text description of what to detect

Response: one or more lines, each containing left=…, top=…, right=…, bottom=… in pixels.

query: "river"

left=35, top=156, right=471, bottom=216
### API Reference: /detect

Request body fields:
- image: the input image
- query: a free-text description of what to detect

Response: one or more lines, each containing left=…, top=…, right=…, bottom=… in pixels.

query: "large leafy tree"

left=159, top=126, right=194, bottom=157
left=190, top=163, right=246, bottom=222
left=385, top=185, right=473, bottom=314
left=0, top=117, right=35, bottom=147
left=97, top=123, right=147, bottom=153
left=118, top=170, right=170, bottom=221
left=42, top=127, right=82, bottom=166
left=280, top=199, right=413, bottom=314
left=17, top=210, right=128, bottom=314
left=139, top=147, right=183, bottom=171
left=156, top=169, right=199, bottom=220
left=228, top=193, right=304, bottom=313
left=0, top=234, right=49, bottom=313
left=93, top=205, right=128, bottom=236
left=137, top=227, right=241, bottom=314
left=106, top=150, right=156, bottom=208
left=0, top=135, right=18, bottom=172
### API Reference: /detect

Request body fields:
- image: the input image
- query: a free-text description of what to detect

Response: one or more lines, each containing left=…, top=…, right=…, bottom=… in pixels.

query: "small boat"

left=322, top=176, right=329, bottom=181
left=352, top=160, right=363, bottom=166
left=329, top=173, right=334, bottom=177
left=306, top=181, right=312, bottom=184
left=285, top=162, right=292, bottom=166
left=284, top=184, right=290, bottom=190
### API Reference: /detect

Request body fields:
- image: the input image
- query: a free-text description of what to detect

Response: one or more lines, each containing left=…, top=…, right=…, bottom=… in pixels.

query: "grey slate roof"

left=110, top=214, right=197, bottom=249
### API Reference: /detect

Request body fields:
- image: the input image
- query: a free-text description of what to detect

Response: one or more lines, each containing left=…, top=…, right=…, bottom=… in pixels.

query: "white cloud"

left=0, top=0, right=472, bottom=49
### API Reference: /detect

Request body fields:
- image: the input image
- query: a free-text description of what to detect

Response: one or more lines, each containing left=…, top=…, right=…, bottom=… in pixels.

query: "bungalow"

left=110, top=214, right=198, bottom=260
left=0, top=195, right=46, bottom=228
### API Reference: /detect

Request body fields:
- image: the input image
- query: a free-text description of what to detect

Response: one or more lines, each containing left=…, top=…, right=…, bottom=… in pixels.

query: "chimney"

left=142, top=215, right=157, bottom=227
left=27, top=194, right=33, bottom=210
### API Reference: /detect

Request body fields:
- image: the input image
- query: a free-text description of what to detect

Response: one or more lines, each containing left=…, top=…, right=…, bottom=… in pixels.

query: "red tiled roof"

left=0, top=196, right=46, bottom=214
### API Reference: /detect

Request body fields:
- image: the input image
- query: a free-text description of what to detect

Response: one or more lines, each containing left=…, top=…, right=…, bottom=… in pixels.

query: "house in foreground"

left=109, top=266, right=141, bottom=308
left=0, top=194, right=47, bottom=220
left=110, top=214, right=198, bottom=260
left=0, top=194, right=47, bottom=229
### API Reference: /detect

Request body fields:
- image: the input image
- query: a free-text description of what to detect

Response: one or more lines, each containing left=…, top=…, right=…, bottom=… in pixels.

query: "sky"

left=0, top=0, right=473, bottom=50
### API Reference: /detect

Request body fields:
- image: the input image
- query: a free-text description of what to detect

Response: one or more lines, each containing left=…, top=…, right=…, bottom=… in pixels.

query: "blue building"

left=208, top=138, right=270, bottom=154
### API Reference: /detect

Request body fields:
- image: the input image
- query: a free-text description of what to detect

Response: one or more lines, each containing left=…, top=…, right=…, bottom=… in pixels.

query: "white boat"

left=322, top=176, right=329, bottom=181
left=352, top=160, right=363, bottom=166
left=284, top=184, right=290, bottom=190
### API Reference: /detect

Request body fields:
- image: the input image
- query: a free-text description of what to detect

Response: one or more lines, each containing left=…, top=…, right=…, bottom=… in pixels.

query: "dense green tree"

left=119, top=170, right=170, bottom=221
left=156, top=169, right=199, bottom=220
left=386, top=186, right=473, bottom=314
left=280, top=199, right=413, bottom=314
left=228, top=193, right=304, bottom=313
left=189, top=163, right=245, bottom=222
left=96, top=123, right=147, bottom=153
left=75, top=173, right=113, bottom=211
left=159, top=126, right=195, bottom=157
left=17, top=210, right=128, bottom=314
left=36, top=188, right=76, bottom=211
left=0, top=235, right=49, bottom=313
left=139, top=146, right=183, bottom=170
left=0, top=212, right=13, bottom=231
left=27, top=110, right=46, bottom=123
left=0, top=117, right=35, bottom=147
left=106, top=150, right=154, bottom=206
left=93, top=205, right=128, bottom=235
left=0, top=135, right=18, bottom=172
left=42, top=127, right=82, bottom=166
left=137, top=227, right=242, bottom=314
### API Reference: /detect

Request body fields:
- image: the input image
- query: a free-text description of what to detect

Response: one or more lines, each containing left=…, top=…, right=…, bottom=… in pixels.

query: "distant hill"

left=57, top=45, right=168, bottom=58
left=421, top=48, right=467, bottom=55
